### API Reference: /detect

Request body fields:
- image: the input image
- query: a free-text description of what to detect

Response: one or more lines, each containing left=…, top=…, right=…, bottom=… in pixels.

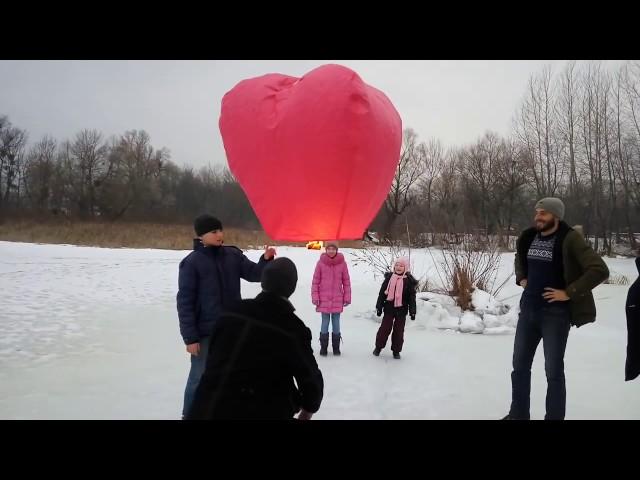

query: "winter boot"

left=319, top=333, right=329, bottom=356
left=501, top=413, right=528, bottom=420
left=332, top=333, right=342, bottom=356
left=373, top=347, right=381, bottom=356
left=393, top=351, right=401, bottom=359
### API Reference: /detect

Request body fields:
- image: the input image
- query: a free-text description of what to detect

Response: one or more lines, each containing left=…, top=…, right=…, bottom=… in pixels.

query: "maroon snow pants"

left=375, top=312, right=407, bottom=353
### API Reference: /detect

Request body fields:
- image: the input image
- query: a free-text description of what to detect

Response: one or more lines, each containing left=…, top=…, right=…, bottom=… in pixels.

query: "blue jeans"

left=509, top=300, right=571, bottom=420
left=182, top=336, right=211, bottom=418
left=320, top=313, right=341, bottom=335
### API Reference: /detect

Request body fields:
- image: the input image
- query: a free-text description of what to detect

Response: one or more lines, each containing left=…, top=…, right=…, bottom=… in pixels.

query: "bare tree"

left=557, top=61, right=580, bottom=200
left=0, top=118, right=28, bottom=208
left=432, top=151, right=463, bottom=236
left=623, top=61, right=640, bottom=144
left=494, top=139, right=528, bottom=244
left=622, top=61, right=640, bottom=213
left=418, top=137, right=444, bottom=226
left=579, top=63, right=609, bottom=251
left=458, top=132, right=503, bottom=236
left=383, top=128, right=425, bottom=238
left=65, top=130, right=112, bottom=218
left=23, top=136, right=57, bottom=211
left=619, top=61, right=640, bottom=250
left=515, top=65, right=563, bottom=197
left=102, top=130, right=168, bottom=220
left=601, top=69, right=617, bottom=255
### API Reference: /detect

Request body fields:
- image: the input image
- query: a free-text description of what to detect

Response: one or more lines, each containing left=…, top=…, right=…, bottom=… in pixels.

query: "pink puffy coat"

left=311, top=253, right=352, bottom=313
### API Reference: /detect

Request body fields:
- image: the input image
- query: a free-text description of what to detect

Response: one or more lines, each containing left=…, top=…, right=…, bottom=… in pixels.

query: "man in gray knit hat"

left=503, top=198, right=609, bottom=420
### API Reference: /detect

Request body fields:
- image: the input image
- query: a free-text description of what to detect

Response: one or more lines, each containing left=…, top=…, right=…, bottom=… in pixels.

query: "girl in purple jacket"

left=311, top=242, right=352, bottom=356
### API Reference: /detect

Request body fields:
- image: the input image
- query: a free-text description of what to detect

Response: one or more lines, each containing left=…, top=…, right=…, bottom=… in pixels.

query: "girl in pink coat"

left=311, top=242, right=352, bottom=356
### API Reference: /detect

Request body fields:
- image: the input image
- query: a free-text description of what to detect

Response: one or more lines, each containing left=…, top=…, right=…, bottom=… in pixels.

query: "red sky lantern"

left=219, top=64, right=402, bottom=241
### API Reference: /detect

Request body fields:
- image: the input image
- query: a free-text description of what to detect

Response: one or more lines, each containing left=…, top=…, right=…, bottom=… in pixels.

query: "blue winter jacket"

left=176, top=239, right=272, bottom=344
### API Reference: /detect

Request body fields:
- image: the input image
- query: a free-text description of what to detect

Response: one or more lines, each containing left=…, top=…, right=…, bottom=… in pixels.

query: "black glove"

left=376, top=309, right=382, bottom=317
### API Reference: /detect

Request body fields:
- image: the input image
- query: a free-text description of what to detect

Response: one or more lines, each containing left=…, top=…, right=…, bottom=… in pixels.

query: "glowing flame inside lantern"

left=306, top=241, right=324, bottom=250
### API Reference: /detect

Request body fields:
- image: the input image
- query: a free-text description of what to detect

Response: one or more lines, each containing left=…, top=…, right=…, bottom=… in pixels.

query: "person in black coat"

left=626, top=256, right=640, bottom=381
left=186, top=257, right=324, bottom=420
left=373, top=257, right=417, bottom=359
left=177, top=214, right=276, bottom=418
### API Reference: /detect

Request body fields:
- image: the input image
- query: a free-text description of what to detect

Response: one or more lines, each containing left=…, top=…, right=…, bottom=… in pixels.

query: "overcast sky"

left=0, top=60, right=626, bottom=169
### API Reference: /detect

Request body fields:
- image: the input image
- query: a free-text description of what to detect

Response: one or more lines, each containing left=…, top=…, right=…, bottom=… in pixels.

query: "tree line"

left=2, top=61, right=639, bottom=253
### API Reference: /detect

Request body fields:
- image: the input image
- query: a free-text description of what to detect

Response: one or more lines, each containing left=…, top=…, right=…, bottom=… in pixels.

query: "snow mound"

left=459, top=311, right=484, bottom=334
left=418, top=288, right=518, bottom=334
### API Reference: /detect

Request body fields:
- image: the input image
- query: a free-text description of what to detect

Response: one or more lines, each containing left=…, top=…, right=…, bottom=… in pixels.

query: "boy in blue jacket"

left=177, top=214, right=275, bottom=417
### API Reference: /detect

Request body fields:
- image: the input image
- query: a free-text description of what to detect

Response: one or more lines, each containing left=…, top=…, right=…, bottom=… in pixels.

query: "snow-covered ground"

left=1, top=241, right=638, bottom=419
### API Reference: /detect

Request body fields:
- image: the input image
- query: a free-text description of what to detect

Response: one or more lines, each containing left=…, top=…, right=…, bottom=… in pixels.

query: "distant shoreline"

left=0, top=220, right=364, bottom=250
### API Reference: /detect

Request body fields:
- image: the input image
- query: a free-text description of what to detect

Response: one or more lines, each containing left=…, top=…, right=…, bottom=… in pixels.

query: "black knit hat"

left=194, top=214, right=223, bottom=236
left=261, top=257, right=298, bottom=298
